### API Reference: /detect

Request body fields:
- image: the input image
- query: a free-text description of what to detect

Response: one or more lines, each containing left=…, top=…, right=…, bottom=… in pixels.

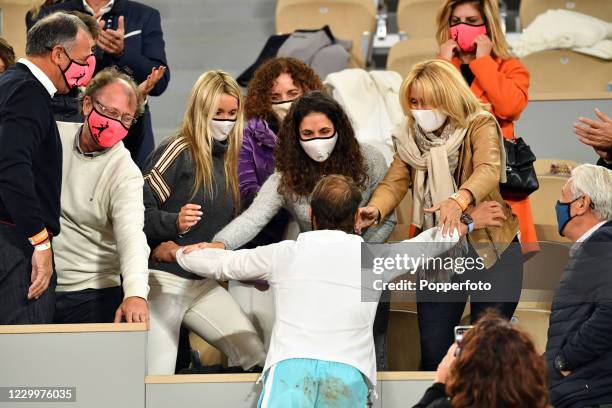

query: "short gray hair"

left=569, top=164, right=612, bottom=221
left=26, top=12, right=89, bottom=56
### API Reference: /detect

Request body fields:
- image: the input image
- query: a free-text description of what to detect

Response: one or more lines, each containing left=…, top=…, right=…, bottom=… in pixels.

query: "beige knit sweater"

left=53, top=122, right=150, bottom=299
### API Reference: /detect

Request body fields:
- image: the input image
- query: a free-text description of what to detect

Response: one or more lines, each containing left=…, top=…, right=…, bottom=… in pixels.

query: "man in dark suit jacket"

left=0, top=12, right=95, bottom=324
left=545, top=163, right=612, bottom=408
left=34, top=0, right=170, bottom=166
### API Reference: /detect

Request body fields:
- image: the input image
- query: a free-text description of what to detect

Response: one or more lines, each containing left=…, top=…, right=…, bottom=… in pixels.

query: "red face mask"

left=62, top=51, right=96, bottom=88
left=450, top=23, right=487, bottom=52
left=87, top=107, right=129, bottom=148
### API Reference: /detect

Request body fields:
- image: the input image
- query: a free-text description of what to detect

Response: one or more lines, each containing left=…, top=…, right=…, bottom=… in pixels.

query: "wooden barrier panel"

left=145, top=372, right=435, bottom=408
left=516, top=97, right=612, bottom=164
left=0, top=323, right=147, bottom=408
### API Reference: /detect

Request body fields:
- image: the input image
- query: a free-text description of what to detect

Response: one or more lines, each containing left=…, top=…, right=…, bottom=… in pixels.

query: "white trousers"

left=228, top=281, right=275, bottom=349
left=146, top=270, right=267, bottom=375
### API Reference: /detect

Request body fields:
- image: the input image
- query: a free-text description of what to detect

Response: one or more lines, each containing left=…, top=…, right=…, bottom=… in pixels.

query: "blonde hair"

left=399, top=59, right=486, bottom=129
left=176, top=70, right=243, bottom=207
left=436, top=0, right=512, bottom=59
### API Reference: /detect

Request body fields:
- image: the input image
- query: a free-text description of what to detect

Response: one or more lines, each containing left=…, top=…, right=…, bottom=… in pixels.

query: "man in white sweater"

left=53, top=67, right=150, bottom=324
left=174, top=174, right=507, bottom=407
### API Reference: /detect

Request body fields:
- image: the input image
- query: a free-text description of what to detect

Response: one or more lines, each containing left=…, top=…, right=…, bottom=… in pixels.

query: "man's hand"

left=139, top=66, right=167, bottom=97
left=114, top=296, right=149, bottom=326
left=29, top=244, right=54, bottom=300
left=434, top=342, right=458, bottom=384
left=182, top=241, right=226, bottom=254
left=574, top=109, right=612, bottom=151
left=152, top=241, right=180, bottom=263
left=354, top=206, right=380, bottom=234
left=468, top=201, right=507, bottom=230
left=97, top=15, right=125, bottom=56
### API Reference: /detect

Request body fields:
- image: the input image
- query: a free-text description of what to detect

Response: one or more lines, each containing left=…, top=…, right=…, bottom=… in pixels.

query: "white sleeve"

left=176, top=241, right=291, bottom=281
left=383, top=227, right=461, bottom=283
left=110, top=162, right=151, bottom=300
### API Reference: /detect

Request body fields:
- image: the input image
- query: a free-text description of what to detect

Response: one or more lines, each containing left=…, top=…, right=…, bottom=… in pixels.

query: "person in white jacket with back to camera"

left=170, top=174, right=508, bottom=407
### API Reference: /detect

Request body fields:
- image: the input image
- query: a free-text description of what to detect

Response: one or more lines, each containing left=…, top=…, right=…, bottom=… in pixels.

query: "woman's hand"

left=354, top=206, right=380, bottom=234
left=182, top=241, right=226, bottom=254
left=426, top=198, right=462, bottom=236
left=440, top=39, right=459, bottom=61
left=152, top=241, right=180, bottom=263
left=435, top=342, right=458, bottom=384
left=177, top=204, right=203, bottom=234
left=469, top=201, right=507, bottom=229
left=474, top=34, right=493, bottom=59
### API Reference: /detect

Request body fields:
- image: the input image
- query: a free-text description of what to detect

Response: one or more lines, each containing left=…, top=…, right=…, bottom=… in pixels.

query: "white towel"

left=512, top=9, right=612, bottom=58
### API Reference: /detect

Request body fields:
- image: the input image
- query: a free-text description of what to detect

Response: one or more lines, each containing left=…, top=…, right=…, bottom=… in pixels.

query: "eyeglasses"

left=92, top=98, right=137, bottom=128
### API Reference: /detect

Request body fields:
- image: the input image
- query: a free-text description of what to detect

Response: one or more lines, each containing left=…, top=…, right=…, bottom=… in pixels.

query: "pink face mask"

left=62, top=52, right=96, bottom=88
left=87, top=107, right=129, bottom=148
left=450, top=23, right=487, bottom=52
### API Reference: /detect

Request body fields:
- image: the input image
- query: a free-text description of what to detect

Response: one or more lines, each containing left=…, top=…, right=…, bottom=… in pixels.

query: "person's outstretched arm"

left=176, top=240, right=293, bottom=281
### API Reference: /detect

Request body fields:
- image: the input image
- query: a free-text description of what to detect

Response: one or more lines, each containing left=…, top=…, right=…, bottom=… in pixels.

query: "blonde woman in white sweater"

left=53, top=67, right=151, bottom=324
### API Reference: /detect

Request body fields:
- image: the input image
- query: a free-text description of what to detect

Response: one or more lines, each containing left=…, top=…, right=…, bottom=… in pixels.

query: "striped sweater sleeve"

left=143, top=138, right=189, bottom=241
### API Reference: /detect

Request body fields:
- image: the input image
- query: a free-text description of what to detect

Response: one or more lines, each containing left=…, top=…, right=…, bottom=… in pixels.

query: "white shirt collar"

left=83, top=0, right=115, bottom=17
left=576, top=221, right=607, bottom=243
left=18, top=58, right=56, bottom=97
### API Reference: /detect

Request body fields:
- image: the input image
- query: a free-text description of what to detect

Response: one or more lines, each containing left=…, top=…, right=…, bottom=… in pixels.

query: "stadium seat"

left=529, top=175, right=571, bottom=242
left=512, top=309, right=551, bottom=354
left=396, top=0, right=445, bottom=39
left=534, top=159, right=579, bottom=176
left=519, top=0, right=612, bottom=29
left=387, top=38, right=439, bottom=77
left=189, top=332, right=224, bottom=367
left=523, top=241, right=569, bottom=292
left=521, top=49, right=612, bottom=96
left=388, top=310, right=421, bottom=370
left=275, top=0, right=377, bottom=67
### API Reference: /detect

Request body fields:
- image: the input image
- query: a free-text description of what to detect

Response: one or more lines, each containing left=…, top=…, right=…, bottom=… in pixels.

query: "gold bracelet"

left=449, top=192, right=470, bottom=212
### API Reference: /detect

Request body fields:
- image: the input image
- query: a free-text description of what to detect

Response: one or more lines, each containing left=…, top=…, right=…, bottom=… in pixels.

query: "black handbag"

left=500, top=137, right=539, bottom=199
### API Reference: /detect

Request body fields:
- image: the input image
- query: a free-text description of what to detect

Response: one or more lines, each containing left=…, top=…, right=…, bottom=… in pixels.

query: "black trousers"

left=54, top=286, right=123, bottom=324
left=0, top=223, right=56, bottom=324
left=416, top=238, right=523, bottom=370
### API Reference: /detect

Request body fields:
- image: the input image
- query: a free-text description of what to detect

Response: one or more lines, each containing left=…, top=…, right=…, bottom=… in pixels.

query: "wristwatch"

left=460, top=213, right=474, bottom=233
left=554, top=355, right=568, bottom=373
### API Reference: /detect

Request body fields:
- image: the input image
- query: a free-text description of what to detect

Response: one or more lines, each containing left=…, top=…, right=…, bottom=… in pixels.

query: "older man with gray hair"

left=545, top=164, right=612, bottom=408
left=0, top=12, right=95, bottom=324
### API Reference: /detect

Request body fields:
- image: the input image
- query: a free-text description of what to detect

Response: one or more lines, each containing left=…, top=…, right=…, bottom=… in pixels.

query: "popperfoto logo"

left=360, top=241, right=525, bottom=303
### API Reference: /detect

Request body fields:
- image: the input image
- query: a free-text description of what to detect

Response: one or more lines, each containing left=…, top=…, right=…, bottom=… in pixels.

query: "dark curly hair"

left=245, top=57, right=324, bottom=121
left=446, top=311, right=551, bottom=408
left=274, top=90, right=368, bottom=198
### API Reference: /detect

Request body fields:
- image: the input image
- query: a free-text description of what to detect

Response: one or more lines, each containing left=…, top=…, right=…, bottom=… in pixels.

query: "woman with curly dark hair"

left=414, top=310, right=551, bottom=408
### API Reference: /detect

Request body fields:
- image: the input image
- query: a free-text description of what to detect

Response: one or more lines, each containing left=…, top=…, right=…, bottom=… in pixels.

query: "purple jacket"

left=239, top=117, right=278, bottom=201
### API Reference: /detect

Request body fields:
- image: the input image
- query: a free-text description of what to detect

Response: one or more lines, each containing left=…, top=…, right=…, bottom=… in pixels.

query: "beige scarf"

left=393, top=111, right=507, bottom=230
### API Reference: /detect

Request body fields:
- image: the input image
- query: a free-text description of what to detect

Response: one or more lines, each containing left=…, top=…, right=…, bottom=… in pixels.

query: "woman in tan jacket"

left=355, top=59, right=522, bottom=370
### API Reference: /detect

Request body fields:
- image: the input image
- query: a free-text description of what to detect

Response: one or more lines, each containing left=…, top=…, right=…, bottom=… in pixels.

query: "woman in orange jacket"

left=436, top=0, right=538, bottom=254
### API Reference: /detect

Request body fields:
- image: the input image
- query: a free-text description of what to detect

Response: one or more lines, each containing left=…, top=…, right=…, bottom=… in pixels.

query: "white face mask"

left=299, top=133, right=338, bottom=162
left=270, top=100, right=294, bottom=122
left=411, top=109, right=448, bottom=133
left=210, top=119, right=236, bottom=142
